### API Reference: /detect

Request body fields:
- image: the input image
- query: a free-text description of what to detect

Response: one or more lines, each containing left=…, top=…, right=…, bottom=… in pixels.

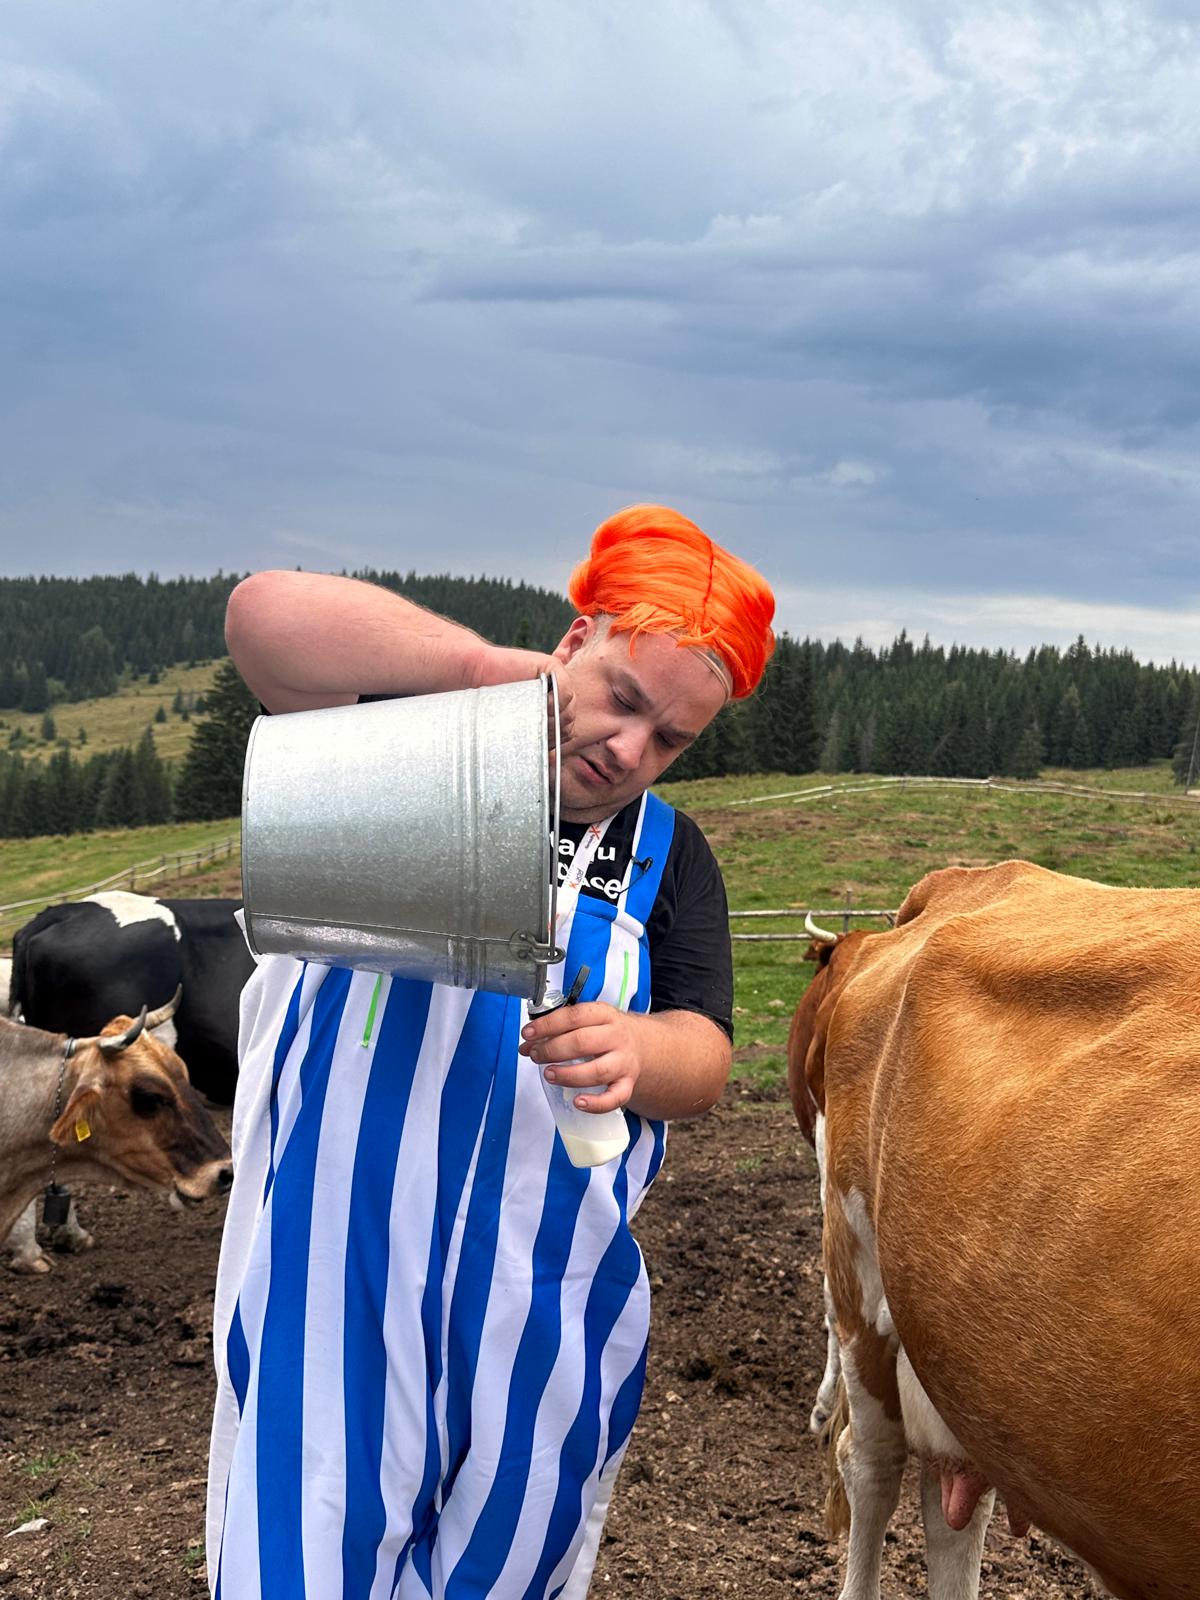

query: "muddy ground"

left=0, top=1083, right=1092, bottom=1599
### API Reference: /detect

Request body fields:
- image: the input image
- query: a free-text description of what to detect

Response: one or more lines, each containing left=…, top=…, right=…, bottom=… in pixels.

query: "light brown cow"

left=0, top=1004, right=232, bottom=1249
left=813, top=859, right=1200, bottom=1600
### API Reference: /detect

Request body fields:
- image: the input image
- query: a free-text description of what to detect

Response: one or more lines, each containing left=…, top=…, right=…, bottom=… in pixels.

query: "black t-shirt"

left=353, top=694, right=734, bottom=1040
left=557, top=802, right=734, bottom=1041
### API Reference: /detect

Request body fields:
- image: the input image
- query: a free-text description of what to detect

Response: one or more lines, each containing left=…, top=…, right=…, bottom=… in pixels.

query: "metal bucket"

left=241, top=677, right=562, bottom=1001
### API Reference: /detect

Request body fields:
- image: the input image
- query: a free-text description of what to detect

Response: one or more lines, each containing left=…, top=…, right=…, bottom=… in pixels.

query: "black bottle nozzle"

left=530, top=964, right=591, bottom=1017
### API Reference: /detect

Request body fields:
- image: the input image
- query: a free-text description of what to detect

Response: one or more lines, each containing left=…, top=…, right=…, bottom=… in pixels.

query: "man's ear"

left=552, top=615, right=596, bottom=666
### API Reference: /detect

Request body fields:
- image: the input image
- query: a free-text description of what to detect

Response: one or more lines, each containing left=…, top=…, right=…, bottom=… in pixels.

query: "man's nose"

left=606, top=723, right=650, bottom=771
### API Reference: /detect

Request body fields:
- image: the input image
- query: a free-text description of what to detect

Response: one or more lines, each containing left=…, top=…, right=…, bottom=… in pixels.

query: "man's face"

left=550, top=617, right=729, bottom=824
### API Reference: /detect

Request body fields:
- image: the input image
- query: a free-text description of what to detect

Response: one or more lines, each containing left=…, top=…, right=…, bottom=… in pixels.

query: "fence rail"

left=727, top=903, right=897, bottom=941
left=0, top=835, right=239, bottom=921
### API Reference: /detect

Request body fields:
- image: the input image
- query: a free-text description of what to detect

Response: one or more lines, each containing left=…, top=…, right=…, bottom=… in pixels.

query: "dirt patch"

left=0, top=1089, right=1090, bottom=1598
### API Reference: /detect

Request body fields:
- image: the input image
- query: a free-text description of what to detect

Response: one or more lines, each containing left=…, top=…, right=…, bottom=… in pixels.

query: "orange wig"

left=567, top=505, right=776, bottom=700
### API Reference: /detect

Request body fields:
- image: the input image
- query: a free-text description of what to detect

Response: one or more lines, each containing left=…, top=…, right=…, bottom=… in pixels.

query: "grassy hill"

left=0, top=817, right=239, bottom=946
left=661, top=761, right=1199, bottom=1086
left=0, top=660, right=221, bottom=766
left=3, top=763, right=1196, bottom=1091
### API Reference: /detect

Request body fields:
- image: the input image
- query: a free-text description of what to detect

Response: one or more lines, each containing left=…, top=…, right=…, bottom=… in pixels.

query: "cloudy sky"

left=2, top=0, right=1198, bottom=660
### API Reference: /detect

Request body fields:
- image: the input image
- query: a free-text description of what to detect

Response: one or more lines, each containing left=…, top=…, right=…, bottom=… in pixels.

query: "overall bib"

left=208, top=791, right=676, bottom=1600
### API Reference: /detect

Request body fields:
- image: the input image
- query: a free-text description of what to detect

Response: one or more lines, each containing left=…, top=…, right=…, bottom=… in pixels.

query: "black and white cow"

left=11, top=891, right=254, bottom=1105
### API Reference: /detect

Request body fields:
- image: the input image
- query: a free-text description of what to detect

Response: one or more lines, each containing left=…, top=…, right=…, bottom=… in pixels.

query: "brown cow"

left=812, top=859, right=1200, bottom=1600
left=0, top=1003, right=232, bottom=1248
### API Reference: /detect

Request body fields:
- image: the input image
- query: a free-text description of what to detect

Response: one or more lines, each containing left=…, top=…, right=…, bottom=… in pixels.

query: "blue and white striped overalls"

left=208, top=792, right=676, bottom=1599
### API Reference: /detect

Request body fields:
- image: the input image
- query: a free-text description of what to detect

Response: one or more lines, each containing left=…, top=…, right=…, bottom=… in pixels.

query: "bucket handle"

left=547, top=670, right=561, bottom=951
left=514, top=673, right=566, bottom=1005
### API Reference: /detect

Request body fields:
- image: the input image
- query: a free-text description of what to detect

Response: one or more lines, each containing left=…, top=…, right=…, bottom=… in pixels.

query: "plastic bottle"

left=527, top=971, right=630, bottom=1168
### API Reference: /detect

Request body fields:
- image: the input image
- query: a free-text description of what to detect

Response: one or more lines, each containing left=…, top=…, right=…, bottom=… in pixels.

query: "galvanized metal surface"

left=241, top=678, right=559, bottom=999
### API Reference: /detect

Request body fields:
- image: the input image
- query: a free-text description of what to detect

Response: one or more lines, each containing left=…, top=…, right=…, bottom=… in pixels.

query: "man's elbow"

left=682, top=1016, right=733, bottom=1116
left=225, top=571, right=284, bottom=659
left=225, top=572, right=323, bottom=713
left=699, top=1052, right=732, bottom=1115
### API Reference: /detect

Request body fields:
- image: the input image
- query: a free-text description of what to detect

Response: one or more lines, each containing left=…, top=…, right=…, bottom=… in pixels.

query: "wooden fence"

left=0, top=835, right=239, bottom=927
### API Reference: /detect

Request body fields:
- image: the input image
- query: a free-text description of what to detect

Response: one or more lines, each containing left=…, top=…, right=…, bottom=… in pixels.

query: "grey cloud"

left=0, top=0, right=1198, bottom=654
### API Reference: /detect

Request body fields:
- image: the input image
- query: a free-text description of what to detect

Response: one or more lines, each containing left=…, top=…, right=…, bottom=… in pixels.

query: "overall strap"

left=623, top=791, right=676, bottom=928
left=553, top=793, right=675, bottom=1012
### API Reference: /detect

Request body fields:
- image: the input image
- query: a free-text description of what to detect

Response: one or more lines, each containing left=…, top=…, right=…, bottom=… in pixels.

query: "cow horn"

left=97, top=1005, right=149, bottom=1054
left=145, top=985, right=183, bottom=1031
left=804, top=912, right=839, bottom=942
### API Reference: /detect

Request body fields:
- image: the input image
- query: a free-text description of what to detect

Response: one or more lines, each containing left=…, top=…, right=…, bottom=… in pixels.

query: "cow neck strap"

left=46, top=1038, right=77, bottom=1199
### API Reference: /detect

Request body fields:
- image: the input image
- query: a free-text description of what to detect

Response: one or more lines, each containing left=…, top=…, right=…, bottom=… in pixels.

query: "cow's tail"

left=819, top=1373, right=851, bottom=1538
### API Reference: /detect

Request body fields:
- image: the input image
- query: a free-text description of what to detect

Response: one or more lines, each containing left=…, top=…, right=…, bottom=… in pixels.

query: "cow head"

left=787, top=927, right=874, bottom=1147
left=49, top=992, right=232, bottom=1204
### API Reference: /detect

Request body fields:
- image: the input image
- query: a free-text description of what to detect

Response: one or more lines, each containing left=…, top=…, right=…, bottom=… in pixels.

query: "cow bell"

left=42, top=1184, right=71, bottom=1229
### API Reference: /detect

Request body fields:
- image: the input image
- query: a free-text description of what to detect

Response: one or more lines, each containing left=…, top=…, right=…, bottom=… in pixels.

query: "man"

left=207, top=504, right=775, bottom=1599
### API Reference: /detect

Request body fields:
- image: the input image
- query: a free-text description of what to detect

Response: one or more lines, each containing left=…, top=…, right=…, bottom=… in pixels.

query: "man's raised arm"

left=225, top=569, right=569, bottom=716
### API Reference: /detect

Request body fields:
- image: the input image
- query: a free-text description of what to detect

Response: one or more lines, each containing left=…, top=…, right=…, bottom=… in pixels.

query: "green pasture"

left=1, top=661, right=220, bottom=765
left=3, top=762, right=1197, bottom=1095
left=0, top=818, right=239, bottom=946
left=658, top=762, right=1200, bottom=1090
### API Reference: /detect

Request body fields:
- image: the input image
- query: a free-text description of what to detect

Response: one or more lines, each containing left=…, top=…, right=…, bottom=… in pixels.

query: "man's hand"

left=519, top=1001, right=639, bottom=1114
left=549, top=667, right=576, bottom=749
left=475, top=645, right=576, bottom=748
left=518, top=1002, right=731, bottom=1121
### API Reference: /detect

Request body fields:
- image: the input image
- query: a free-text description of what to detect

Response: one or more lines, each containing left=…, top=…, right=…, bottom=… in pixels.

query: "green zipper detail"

left=617, top=950, right=631, bottom=1010
left=361, top=975, right=384, bottom=1047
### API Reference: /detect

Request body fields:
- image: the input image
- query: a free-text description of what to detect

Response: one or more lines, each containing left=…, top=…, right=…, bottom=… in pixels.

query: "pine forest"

left=0, top=571, right=1197, bottom=840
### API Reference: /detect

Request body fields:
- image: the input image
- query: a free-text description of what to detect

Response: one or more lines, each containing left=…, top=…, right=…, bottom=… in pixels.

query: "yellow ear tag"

left=74, top=1118, right=91, bottom=1143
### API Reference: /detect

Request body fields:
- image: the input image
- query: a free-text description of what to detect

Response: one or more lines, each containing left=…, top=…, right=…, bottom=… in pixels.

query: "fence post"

left=842, top=888, right=852, bottom=934
left=129, top=867, right=136, bottom=891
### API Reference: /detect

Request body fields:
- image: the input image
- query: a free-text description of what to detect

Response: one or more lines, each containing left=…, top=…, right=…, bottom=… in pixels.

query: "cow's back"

left=12, top=902, right=181, bottom=1036
left=826, top=863, right=1200, bottom=1596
